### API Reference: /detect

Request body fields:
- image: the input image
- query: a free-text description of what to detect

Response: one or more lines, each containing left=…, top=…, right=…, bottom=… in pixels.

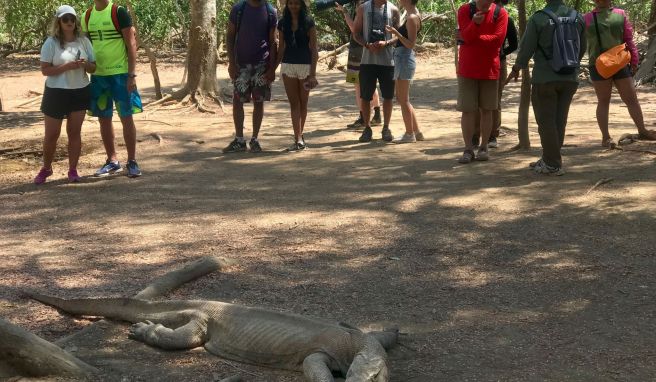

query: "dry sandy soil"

left=1, top=50, right=655, bottom=381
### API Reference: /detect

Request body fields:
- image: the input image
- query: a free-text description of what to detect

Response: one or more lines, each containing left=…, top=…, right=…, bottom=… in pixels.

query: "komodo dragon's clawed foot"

left=128, top=320, right=157, bottom=342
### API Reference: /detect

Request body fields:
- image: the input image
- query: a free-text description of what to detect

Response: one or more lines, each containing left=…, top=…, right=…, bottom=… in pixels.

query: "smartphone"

left=75, top=50, right=81, bottom=60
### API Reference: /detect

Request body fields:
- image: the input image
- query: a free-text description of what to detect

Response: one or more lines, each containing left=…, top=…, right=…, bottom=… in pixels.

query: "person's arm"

left=503, top=17, right=518, bottom=56
left=39, top=38, right=80, bottom=76
left=352, top=4, right=366, bottom=47
left=578, top=15, right=587, bottom=63
left=275, top=26, right=285, bottom=69
left=387, top=13, right=419, bottom=49
left=307, top=25, right=319, bottom=88
left=621, top=10, right=639, bottom=71
left=118, top=7, right=138, bottom=91
left=226, top=20, right=237, bottom=80
left=506, top=16, right=539, bottom=84
left=336, top=3, right=356, bottom=34
left=266, top=20, right=278, bottom=82
left=82, top=37, right=96, bottom=74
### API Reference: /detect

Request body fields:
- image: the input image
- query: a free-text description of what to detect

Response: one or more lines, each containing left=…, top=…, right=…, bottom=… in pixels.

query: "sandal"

left=458, top=149, right=475, bottom=164
left=601, top=137, right=616, bottom=148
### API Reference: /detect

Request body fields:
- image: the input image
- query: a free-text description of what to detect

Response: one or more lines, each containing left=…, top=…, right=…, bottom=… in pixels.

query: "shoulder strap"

left=85, top=7, right=92, bottom=32
left=493, top=3, right=501, bottom=21
left=266, top=1, right=275, bottom=29
left=538, top=8, right=559, bottom=24
left=469, top=1, right=476, bottom=19
left=111, top=4, right=121, bottom=33
left=235, top=0, right=247, bottom=43
left=593, top=12, right=604, bottom=52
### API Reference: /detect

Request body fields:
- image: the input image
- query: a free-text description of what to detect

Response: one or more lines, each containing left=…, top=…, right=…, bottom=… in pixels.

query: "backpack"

left=469, top=1, right=501, bottom=22
left=537, top=8, right=581, bottom=75
left=85, top=3, right=121, bottom=35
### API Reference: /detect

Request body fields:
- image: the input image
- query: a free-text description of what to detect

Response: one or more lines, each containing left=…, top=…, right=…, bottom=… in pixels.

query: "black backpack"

left=537, top=8, right=581, bottom=75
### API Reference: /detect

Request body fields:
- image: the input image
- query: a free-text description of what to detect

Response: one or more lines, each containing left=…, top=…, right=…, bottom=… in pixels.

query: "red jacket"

left=457, top=2, right=508, bottom=80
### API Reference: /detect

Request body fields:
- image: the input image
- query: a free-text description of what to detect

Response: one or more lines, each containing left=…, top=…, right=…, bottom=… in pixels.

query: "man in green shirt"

left=506, top=0, right=586, bottom=176
left=83, top=0, right=142, bottom=177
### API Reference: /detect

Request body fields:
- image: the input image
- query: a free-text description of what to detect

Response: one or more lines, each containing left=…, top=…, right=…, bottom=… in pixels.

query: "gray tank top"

left=361, top=0, right=394, bottom=66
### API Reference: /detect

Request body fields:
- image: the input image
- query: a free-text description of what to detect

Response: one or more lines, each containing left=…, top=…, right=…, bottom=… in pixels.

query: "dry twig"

left=585, top=178, right=614, bottom=195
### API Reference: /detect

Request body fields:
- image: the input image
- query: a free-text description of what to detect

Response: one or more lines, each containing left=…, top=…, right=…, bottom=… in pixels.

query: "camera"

left=370, top=28, right=385, bottom=43
left=315, top=0, right=354, bottom=13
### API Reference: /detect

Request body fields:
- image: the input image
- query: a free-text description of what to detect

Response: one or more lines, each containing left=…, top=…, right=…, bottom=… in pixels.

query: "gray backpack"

left=538, top=8, right=581, bottom=75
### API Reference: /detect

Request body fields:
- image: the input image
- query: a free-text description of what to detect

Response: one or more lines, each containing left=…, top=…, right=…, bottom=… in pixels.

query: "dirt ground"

left=1, top=50, right=655, bottom=381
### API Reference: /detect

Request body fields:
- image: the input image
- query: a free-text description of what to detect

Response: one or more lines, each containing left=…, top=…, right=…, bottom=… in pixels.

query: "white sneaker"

left=394, top=133, right=416, bottom=143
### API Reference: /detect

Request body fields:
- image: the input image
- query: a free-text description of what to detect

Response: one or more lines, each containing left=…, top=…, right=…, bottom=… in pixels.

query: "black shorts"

left=589, top=65, right=632, bottom=82
left=41, top=85, right=91, bottom=119
left=359, top=64, right=395, bottom=101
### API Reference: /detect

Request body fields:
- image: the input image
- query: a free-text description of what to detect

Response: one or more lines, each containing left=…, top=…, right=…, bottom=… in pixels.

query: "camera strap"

left=369, top=0, right=388, bottom=40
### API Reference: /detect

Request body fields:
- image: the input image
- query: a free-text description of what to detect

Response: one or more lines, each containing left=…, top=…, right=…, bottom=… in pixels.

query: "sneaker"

left=532, top=158, right=565, bottom=176
left=126, top=160, right=142, bottom=178
left=222, top=138, right=247, bottom=153
left=488, top=136, right=498, bottom=148
left=458, top=149, right=475, bottom=164
left=415, top=131, right=425, bottom=141
left=249, top=138, right=262, bottom=153
left=34, top=167, right=53, bottom=185
left=67, top=169, right=81, bottom=183
left=347, top=117, right=364, bottom=130
left=472, top=135, right=480, bottom=148
left=297, top=140, right=306, bottom=150
left=359, top=127, right=373, bottom=143
left=475, top=148, right=489, bottom=161
left=94, top=160, right=122, bottom=177
left=287, top=141, right=305, bottom=152
left=381, top=127, right=393, bottom=142
left=370, top=114, right=382, bottom=126
left=394, top=133, right=416, bottom=143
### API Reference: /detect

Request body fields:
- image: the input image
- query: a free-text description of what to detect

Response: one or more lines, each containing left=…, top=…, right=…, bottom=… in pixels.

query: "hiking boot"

left=415, top=131, right=425, bottom=141
left=458, top=149, right=475, bottom=164
left=347, top=117, right=365, bottom=130
left=532, top=158, right=565, bottom=176
left=34, top=167, right=53, bottom=185
left=381, top=127, right=393, bottom=142
left=67, top=169, right=81, bottom=183
left=222, top=138, right=247, bottom=153
left=95, top=160, right=122, bottom=177
left=488, top=136, right=498, bottom=148
left=472, top=134, right=480, bottom=148
left=475, top=148, right=489, bottom=161
left=394, top=133, right=416, bottom=143
left=126, top=160, right=142, bottom=178
left=249, top=138, right=262, bottom=153
left=370, top=114, right=382, bottom=126
left=359, top=127, right=373, bottom=142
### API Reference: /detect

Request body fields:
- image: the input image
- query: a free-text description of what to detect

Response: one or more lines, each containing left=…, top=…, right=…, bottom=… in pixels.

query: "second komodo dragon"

left=26, top=291, right=398, bottom=381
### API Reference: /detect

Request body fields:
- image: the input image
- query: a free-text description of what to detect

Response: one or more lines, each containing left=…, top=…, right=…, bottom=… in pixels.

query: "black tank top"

left=396, top=17, right=421, bottom=48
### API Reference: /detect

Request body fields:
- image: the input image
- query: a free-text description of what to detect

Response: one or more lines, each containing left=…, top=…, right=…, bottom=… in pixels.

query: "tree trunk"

left=180, top=0, right=220, bottom=110
left=649, top=0, right=656, bottom=44
left=517, top=0, right=531, bottom=149
left=0, top=318, right=97, bottom=378
left=448, top=0, right=459, bottom=69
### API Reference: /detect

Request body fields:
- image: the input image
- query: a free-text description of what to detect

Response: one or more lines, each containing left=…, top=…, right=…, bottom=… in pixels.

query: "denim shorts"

left=393, top=47, right=416, bottom=81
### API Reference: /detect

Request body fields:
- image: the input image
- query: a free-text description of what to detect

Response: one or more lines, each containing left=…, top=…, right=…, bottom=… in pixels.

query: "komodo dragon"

left=25, top=291, right=398, bottom=382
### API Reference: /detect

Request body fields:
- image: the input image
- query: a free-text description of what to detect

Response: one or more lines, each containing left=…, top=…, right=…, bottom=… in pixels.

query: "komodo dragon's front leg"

left=128, top=310, right=209, bottom=350
left=302, top=352, right=340, bottom=382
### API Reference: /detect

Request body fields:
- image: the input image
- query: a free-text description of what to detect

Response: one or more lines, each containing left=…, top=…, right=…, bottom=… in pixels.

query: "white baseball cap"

left=55, top=5, right=77, bottom=18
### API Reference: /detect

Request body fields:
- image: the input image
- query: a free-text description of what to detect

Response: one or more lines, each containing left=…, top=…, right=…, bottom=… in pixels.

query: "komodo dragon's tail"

left=24, top=290, right=205, bottom=323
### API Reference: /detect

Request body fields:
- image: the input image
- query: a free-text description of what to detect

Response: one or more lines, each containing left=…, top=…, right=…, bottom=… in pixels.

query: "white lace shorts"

left=280, top=63, right=311, bottom=79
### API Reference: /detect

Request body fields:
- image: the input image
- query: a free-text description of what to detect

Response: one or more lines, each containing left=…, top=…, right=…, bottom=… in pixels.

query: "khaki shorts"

left=456, top=77, right=499, bottom=112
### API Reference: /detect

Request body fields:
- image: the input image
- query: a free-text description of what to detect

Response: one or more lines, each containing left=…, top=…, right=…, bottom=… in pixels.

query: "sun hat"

left=55, top=5, right=77, bottom=18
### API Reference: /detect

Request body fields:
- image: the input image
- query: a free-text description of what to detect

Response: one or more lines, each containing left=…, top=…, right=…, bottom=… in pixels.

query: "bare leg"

left=382, top=98, right=392, bottom=127
left=371, top=88, right=380, bottom=109
left=65, top=111, right=85, bottom=170
left=119, top=115, right=137, bottom=161
left=252, top=101, right=264, bottom=139
left=362, top=99, right=372, bottom=128
left=395, top=79, right=415, bottom=135
left=232, top=99, right=245, bottom=138
left=614, top=76, right=653, bottom=138
left=479, top=109, right=493, bottom=151
left=592, top=79, right=613, bottom=143
left=283, top=74, right=303, bottom=141
left=99, top=117, right=117, bottom=161
left=42, top=116, right=63, bottom=170
left=461, top=111, right=476, bottom=151
left=355, top=85, right=362, bottom=112
left=300, top=81, right=310, bottom=136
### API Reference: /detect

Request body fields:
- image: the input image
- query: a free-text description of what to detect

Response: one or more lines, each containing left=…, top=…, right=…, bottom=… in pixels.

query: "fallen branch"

left=318, top=43, right=348, bottom=62
left=614, top=146, right=656, bottom=156
left=0, top=318, right=98, bottom=378
left=585, top=178, right=613, bottom=195
left=15, top=96, right=42, bottom=108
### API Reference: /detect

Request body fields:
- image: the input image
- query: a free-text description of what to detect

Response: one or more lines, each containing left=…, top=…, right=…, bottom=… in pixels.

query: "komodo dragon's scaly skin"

left=25, top=292, right=398, bottom=382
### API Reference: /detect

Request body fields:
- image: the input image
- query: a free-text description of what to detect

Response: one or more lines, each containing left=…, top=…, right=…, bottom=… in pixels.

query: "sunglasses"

left=60, top=14, right=76, bottom=24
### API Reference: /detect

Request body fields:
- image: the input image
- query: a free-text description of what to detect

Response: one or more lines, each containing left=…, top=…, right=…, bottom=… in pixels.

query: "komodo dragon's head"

left=344, top=335, right=389, bottom=382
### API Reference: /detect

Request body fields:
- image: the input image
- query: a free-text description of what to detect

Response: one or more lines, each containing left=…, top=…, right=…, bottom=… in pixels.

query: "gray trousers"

left=531, top=81, right=579, bottom=168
